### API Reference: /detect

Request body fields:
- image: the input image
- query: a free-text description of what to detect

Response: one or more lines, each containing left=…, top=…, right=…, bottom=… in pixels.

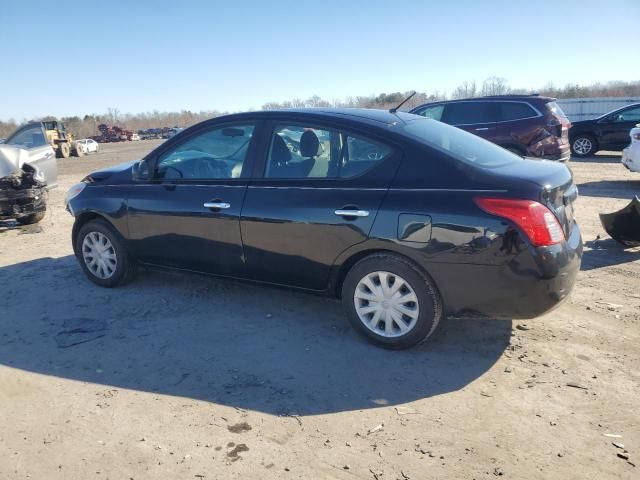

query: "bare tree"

left=107, top=107, right=120, bottom=125
left=451, top=80, right=478, bottom=99
left=481, top=76, right=509, bottom=96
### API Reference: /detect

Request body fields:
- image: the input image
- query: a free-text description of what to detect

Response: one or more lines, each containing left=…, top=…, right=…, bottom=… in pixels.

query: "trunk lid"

left=483, top=158, right=577, bottom=237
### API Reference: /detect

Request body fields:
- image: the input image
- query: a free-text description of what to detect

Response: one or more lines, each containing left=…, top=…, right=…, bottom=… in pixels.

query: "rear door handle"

left=334, top=209, right=369, bottom=217
left=474, top=127, right=490, bottom=131
left=204, top=202, right=231, bottom=209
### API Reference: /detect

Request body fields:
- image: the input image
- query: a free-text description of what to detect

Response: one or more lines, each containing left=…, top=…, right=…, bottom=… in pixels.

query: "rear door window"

left=498, top=102, right=537, bottom=121
left=265, top=124, right=392, bottom=179
left=442, top=102, right=497, bottom=125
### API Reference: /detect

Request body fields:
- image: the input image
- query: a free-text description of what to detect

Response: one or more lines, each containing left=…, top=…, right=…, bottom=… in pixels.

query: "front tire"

left=57, top=142, right=71, bottom=158
left=16, top=210, right=46, bottom=225
left=75, top=219, right=136, bottom=287
left=342, top=253, right=442, bottom=349
left=571, top=135, right=598, bottom=157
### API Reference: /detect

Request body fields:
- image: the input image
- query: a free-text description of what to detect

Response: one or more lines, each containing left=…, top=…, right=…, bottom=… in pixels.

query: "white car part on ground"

left=621, top=125, right=640, bottom=173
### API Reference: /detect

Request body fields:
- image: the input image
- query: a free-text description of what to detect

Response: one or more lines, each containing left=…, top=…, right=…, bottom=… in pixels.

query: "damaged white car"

left=0, top=123, right=58, bottom=225
left=622, top=124, right=640, bottom=173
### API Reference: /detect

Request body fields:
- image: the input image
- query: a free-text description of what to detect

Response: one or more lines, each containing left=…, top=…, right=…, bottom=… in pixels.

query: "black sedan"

left=65, top=109, right=582, bottom=349
left=570, top=103, right=640, bottom=156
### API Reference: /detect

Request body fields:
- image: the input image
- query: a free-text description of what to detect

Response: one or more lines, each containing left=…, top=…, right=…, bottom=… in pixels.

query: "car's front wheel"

left=342, top=253, right=442, bottom=349
left=571, top=135, right=598, bottom=157
left=16, top=210, right=46, bottom=225
left=75, top=219, right=136, bottom=287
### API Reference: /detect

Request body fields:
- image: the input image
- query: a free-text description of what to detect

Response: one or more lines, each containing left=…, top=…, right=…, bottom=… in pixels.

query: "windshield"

left=5, top=124, right=48, bottom=149
left=399, top=118, right=520, bottom=168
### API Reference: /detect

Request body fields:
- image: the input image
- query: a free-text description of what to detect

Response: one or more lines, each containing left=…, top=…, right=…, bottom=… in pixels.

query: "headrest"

left=271, top=134, right=291, bottom=165
left=300, top=130, right=320, bottom=158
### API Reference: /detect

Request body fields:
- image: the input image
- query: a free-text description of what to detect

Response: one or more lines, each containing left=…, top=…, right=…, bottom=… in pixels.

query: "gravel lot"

left=1, top=140, right=638, bottom=479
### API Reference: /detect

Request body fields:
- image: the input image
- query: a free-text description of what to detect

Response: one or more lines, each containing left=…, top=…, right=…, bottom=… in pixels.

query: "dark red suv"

left=410, top=95, right=571, bottom=161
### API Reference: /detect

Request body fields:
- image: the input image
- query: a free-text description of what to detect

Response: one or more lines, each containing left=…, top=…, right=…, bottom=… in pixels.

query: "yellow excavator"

left=42, top=121, right=83, bottom=158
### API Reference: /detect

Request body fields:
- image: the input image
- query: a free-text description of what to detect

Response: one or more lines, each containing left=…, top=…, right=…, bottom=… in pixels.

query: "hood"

left=0, top=144, right=30, bottom=178
left=84, top=160, right=138, bottom=183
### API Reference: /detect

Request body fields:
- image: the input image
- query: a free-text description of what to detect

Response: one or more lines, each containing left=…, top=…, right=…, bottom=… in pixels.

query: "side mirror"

left=132, top=159, right=150, bottom=181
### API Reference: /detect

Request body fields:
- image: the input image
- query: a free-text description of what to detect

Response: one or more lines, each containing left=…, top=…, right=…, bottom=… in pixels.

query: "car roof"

left=599, top=102, right=640, bottom=117
left=214, top=108, right=419, bottom=127
left=411, top=95, right=555, bottom=111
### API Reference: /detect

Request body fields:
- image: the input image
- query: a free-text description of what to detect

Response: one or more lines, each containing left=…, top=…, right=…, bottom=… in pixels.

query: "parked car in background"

left=130, top=133, right=140, bottom=141
left=75, top=139, right=100, bottom=154
left=1, top=123, right=58, bottom=187
left=569, top=103, right=640, bottom=157
left=165, top=127, right=185, bottom=139
left=410, top=95, right=571, bottom=161
left=1, top=123, right=58, bottom=225
left=622, top=124, right=640, bottom=172
left=65, top=109, right=581, bottom=349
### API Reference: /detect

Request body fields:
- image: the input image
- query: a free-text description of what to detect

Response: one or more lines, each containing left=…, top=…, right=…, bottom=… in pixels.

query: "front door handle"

left=204, top=202, right=231, bottom=209
left=474, top=127, right=490, bottom=131
left=335, top=209, right=369, bottom=217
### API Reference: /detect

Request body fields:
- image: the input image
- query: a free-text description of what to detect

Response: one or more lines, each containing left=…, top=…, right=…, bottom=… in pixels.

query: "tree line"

left=1, top=79, right=639, bottom=140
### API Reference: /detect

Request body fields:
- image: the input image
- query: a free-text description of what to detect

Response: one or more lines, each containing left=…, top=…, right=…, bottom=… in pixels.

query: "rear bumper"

left=622, top=146, right=640, bottom=172
left=541, top=149, right=571, bottom=162
left=432, top=222, right=583, bottom=319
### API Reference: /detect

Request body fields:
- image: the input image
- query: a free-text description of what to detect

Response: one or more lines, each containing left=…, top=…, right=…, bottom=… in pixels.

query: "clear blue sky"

left=1, top=0, right=638, bottom=121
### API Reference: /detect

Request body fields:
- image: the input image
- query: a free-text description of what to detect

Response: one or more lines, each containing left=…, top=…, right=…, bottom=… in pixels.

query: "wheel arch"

left=330, top=244, right=439, bottom=301
left=72, top=211, right=118, bottom=255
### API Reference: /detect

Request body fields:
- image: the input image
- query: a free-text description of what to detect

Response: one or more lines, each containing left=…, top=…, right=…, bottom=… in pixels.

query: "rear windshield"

left=399, top=118, right=520, bottom=168
left=546, top=101, right=568, bottom=119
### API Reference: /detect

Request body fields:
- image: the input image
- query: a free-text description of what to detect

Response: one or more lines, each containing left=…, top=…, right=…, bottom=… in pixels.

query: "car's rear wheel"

left=342, top=253, right=442, bottom=349
left=73, top=144, right=85, bottom=157
left=75, top=219, right=136, bottom=287
left=571, top=135, right=597, bottom=157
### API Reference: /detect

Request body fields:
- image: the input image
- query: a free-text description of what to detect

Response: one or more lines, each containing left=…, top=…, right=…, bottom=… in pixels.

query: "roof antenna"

left=389, top=91, right=416, bottom=113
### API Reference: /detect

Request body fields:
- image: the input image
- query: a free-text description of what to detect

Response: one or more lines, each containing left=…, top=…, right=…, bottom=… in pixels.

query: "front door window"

left=156, top=124, right=255, bottom=180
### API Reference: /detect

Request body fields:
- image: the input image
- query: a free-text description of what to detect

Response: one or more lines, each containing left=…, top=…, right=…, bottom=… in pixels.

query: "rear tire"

left=16, top=210, right=45, bottom=225
left=571, top=135, right=598, bottom=157
left=75, top=219, right=136, bottom=287
left=73, top=144, right=85, bottom=157
left=342, top=253, right=443, bottom=349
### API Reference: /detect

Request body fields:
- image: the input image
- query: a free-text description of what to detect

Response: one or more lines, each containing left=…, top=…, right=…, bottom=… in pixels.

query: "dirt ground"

left=0, top=141, right=638, bottom=480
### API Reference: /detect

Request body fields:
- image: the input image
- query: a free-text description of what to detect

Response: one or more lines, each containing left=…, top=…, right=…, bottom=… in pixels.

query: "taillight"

left=546, top=117, right=563, bottom=137
left=474, top=197, right=565, bottom=246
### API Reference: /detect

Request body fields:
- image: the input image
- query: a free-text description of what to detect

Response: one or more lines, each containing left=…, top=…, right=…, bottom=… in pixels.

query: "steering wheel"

left=194, top=158, right=230, bottom=179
